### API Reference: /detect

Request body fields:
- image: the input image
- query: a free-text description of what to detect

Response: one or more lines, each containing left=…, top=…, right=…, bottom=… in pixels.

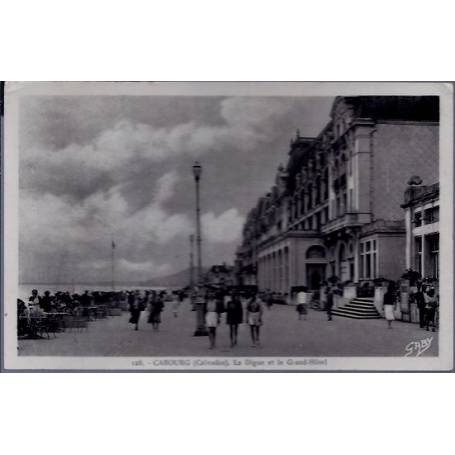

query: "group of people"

left=382, top=280, right=438, bottom=330
left=290, top=285, right=337, bottom=322
left=413, top=283, right=439, bottom=332
left=127, top=290, right=185, bottom=331
left=198, top=289, right=264, bottom=349
left=125, top=286, right=265, bottom=349
left=18, top=288, right=129, bottom=318
left=19, top=281, right=439, bottom=346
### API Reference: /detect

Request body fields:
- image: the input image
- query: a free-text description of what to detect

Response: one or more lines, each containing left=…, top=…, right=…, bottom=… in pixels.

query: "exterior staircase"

left=331, top=297, right=381, bottom=320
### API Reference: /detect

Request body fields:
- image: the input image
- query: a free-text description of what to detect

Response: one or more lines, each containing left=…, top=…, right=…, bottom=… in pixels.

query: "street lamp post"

left=189, top=234, right=195, bottom=289
left=192, top=161, right=207, bottom=336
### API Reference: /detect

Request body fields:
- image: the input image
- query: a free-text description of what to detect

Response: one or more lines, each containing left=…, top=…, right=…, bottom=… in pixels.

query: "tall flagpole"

left=111, top=235, right=115, bottom=291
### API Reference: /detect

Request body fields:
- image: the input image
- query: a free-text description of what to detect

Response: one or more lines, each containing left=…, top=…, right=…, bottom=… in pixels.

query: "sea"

left=18, top=283, right=173, bottom=302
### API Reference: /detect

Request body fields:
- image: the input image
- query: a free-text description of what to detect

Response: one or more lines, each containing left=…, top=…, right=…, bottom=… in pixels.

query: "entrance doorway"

left=306, top=264, right=326, bottom=290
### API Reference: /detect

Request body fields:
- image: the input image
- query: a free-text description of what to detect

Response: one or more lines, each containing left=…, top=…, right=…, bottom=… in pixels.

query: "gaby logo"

left=404, top=337, right=433, bottom=357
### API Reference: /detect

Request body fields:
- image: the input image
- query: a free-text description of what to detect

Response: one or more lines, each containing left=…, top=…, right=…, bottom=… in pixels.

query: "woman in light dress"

left=383, top=281, right=397, bottom=329
left=246, top=294, right=263, bottom=347
left=295, top=286, right=309, bottom=321
left=204, top=289, right=224, bottom=349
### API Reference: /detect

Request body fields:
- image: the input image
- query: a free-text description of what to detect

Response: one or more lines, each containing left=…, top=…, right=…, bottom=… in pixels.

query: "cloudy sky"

left=19, top=94, right=333, bottom=283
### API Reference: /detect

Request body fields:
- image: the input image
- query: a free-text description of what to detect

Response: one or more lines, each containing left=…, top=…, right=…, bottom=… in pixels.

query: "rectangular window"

left=433, top=206, right=440, bottom=223
left=414, top=211, right=422, bottom=227
left=415, top=236, right=422, bottom=274
left=365, top=253, right=371, bottom=278
left=360, top=239, right=378, bottom=279
left=424, top=206, right=439, bottom=224
left=428, top=233, right=439, bottom=279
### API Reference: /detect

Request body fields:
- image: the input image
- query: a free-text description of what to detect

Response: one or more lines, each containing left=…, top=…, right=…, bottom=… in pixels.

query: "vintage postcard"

left=2, top=81, right=453, bottom=371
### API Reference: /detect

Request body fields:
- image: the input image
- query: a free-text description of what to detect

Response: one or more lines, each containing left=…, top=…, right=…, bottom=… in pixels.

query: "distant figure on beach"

left=171, top=291, right=180, bottom=318
left=148, top=292, right=164, bottom=331
left=226, top=293, right=243, bottom=347
left=41, top=291, right=53, bottom=313
left=246, top=294, right=263, bottom=347
left=128, top=291, right=144, bottom=331
left=80, top=290, right=92, bottom=319
left=80, top=290, right=91, bottom=307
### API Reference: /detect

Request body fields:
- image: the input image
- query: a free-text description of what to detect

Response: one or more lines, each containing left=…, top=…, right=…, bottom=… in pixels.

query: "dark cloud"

left=19, top=94, right=333, bottom=283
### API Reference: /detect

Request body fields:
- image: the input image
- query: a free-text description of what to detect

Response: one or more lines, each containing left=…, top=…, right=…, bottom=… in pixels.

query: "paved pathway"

left=18, top=300, right=438, bottom=357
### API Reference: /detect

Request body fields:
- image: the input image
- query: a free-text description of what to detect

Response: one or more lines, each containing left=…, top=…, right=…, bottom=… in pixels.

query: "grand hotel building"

left=235, top=96, right=439, bottom=295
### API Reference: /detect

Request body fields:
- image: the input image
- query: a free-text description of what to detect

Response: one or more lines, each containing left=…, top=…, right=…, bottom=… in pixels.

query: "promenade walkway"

left=18, top=300, right=438, bottom=357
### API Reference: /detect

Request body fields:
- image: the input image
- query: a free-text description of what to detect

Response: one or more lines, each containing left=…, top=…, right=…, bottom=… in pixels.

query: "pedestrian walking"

left=226, top=293, right=243, bottom=347
left=383, top=281, right=397, bottom=329
left=148, top=292, right=164, bottom=331
left=246, top=294, right=263, bottom=347
left=204, top=289, right=224, bottom=349
left=128, top=291, right=144, bottom=331
left=424, top=287, right=438, bottom=332
left=265, top=290, right=273, bottom=310
left=171, top=291, right=180, bottom=318
left=414, top=284, right=426, bottom=328
left=296, top=287, right=309, bottom=320
left=320, top=281, right=328, bottom=311
left=325, top=286, right=334, bottom=321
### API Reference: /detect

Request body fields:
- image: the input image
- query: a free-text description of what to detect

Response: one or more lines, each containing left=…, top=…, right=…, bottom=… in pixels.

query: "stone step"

left=345, top=302, right=376, bottom=309
left=331, top=296, right=381, bottom=320
left=351, top=298, right=375, bottom=304
left=331, top=310, right=381, bottom=319
left=333, top=307, right=379, bottom=317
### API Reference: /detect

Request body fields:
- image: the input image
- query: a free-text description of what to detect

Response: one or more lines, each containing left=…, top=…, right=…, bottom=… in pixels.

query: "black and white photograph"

left=2, top=82, right=453, bottom=370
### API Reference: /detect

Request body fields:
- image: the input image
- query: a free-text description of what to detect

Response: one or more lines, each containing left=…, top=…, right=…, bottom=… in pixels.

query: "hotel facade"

left=402, top=182, right=439, bottom=281
left=235, top=96, right=439, bottom=296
